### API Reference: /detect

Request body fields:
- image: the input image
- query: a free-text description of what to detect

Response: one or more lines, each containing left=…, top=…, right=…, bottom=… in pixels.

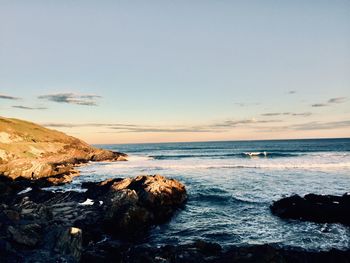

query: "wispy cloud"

left=311, top=97, right=347, bottom=107
left=38, top=93, right=102, bottom=106
left=0, top=94, right=21, bottom=100
left=311, top=103, right=328, bottom=107
left=261, top=112, right=312, bottom=117
left=42, top=118, right=281, bottom=133
left=209, top=118, right=281, bottom=128
left=43, top=117, right=350, bottom=134
left=43, top=122, right=217, bottom=133
left=234, top=102, right=260, bottom=107
left=328, top=97, right=347, bottom=104
left=257, top=120, right=350, bottom=132
left=42, top=123, right=136, bottom=128
left=12, top=105, right=48, bottom=110
left=288, top=90, right=296, bottom=94
left=292, top=120, right=350, bottom=130
left=110, top=127, right=217, bottom=133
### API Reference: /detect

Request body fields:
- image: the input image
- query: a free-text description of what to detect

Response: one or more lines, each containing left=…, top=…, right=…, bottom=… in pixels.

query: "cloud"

left=234, top=102, right=260, bottom=107
left=38, top=93, right=101, bottom=106
left=209, top=118, right=282, bottom=128
left=288, top=90, right=296, bottom=94
left=261, top=112, right=312, bottom=117
left=292, top=120, right=350, bottom=130
left=328, top=97, right=347, bottom=104
left=42, top=123, right=137, bottom=128
left=290, top=112, right=312, bottom=116
left=311, top=103, right=328, bottom=107
left=0, top=94, right=21, bottom=100
left=45, top=117, right=349, bottom=135
left=12, top=105, right=48, bottom=110
left=43, top=122, right=217, bottom=133
left=42, top=118, right=280, bottom=134
left=311, top=97, right=347, bottom=107
left=110, top=127, right=217, bottom=133
left=261, top=113, right=281, bottom=116
left=257, top=120, right=350, bottom=132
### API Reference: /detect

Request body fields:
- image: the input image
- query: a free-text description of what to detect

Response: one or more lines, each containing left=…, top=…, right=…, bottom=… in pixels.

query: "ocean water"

left=56, top=138, right=350, bottom=251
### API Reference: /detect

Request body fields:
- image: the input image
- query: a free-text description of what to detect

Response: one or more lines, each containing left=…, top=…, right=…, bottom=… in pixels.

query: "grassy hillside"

left=0, top=116, right=126, bottom=180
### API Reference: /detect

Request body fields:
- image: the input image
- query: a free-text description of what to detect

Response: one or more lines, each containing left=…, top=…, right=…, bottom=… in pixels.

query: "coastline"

left=1, top=117, right=350, bottom=262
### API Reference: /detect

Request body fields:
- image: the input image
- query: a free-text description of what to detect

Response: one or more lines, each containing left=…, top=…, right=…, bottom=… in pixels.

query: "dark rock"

left=55, top=227, right=83, bottom=262
left=82, top=175, right=187, bottom=237
left=270, top=193, right=350, bottom=225
left=193, top=240, right=222, bottom=256
left=90, top=150, right=128, bottom=162
left=3, top=210, right=20, bottom=221
left=8, top=223, right=42, bottom=247
left=0, top=174, right=187, bottom=262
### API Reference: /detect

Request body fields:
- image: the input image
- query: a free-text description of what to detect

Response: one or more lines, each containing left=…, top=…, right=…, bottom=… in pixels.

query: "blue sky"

left=1, top=0, right=349, bottom=143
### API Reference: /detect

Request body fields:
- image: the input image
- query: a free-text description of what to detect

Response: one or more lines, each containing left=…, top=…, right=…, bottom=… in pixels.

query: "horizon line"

left=91, top=136, right=350, bottom=146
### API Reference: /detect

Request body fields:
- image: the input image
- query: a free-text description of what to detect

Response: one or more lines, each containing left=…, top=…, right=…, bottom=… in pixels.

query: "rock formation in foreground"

left=0, top=116, right=127, bottom=182
left=0, top=174, right=187, bottom=262
left=270, top=193, right=350, bottom=226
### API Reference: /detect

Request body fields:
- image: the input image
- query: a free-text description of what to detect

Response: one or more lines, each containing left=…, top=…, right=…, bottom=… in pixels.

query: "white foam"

left=79, top=198, right=94, bottom=206
left=126, top=155, right=154, bottom=161
left=244, top=152, right=267, bottom=157
left=83, top=155, right=350, bottom=172
left=17, top=187, right=32, bottom=195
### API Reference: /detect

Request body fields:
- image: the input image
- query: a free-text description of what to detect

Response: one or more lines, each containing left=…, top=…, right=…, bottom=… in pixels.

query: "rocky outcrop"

left=0, top=116, right=127, bottom=181
left=0, top=175, right=187, bottom=262
left=82, top=241, right=350, bottom=263
left=82, top=175, right=187, bottom=236
left=270, top=193, right=350, bottom=225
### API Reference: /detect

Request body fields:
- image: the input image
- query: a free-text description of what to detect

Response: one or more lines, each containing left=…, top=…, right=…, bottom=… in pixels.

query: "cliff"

left=0, top=116, right=127, bottom=181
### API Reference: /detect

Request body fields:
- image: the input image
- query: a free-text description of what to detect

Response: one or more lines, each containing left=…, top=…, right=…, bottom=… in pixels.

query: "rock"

left=82, top=175, right=187, bottom=236
left=55, top=227, right=83, bottom=262
left=0, top=116, right=127, bottom=182
left=90, top=150, right=128, bottom=162
left=3, top=210, right=20, bottom=221
left=8, top=223, right=42, bottom=247
left=193, top=240, right=222, bottom=256
left=81, top=241, right=350, bottom=263
left=270, top=193, right=350, bottom=225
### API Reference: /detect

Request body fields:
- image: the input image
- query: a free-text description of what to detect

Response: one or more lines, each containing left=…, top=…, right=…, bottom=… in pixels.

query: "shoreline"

left=1, top=178, right=350, bottom=262
left=1, top=117, right=350, bottom=262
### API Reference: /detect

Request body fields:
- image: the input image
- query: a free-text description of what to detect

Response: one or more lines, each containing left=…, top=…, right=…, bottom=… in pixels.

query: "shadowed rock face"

left=0, top=175, right=187, bottom=262
left=270, top=193, right=350, bottom=225
left=83, top=175, right=188, bottom=236
left=0, top=116, right=127, bottom=181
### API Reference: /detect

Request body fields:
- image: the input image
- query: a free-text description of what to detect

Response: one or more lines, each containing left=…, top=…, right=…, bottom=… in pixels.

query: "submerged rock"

left=270, top=193, right=350, bottom=225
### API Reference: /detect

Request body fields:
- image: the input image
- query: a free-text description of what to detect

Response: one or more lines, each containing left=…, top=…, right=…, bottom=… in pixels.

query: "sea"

left=52, top=138, right=350, bottom=251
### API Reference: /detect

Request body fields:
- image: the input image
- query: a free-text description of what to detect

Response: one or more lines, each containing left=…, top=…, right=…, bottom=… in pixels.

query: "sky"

left=0, top=0, right=349, bottom=144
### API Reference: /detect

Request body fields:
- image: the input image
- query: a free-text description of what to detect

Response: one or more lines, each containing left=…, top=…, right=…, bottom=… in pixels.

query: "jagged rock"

left=55, top=227, right=83, bottom=262
left=8, top=223, right=42, bottom=247
left=82, top=175, right=187, bottom=236
left=270, top=193, right=350, bottom=225
left=0, top=174, right=187, bottom=262
left=90, top=149, right=128, bottom=162
left=3, top=210, right=20, bottom=221
left=82, top=241, right=350, bottom=263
